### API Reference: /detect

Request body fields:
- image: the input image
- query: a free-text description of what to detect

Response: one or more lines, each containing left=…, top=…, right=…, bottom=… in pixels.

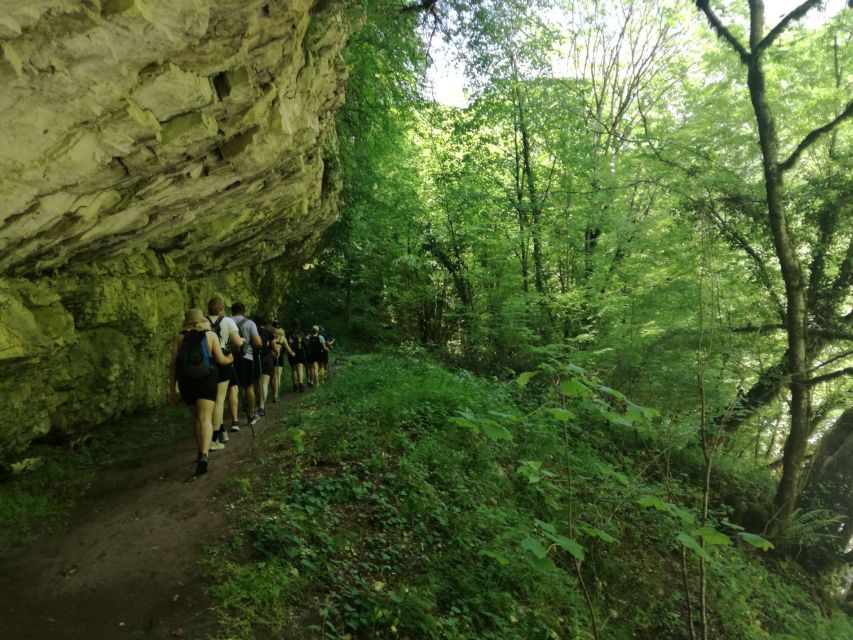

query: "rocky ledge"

left=0, top=0, right=352, bottom=458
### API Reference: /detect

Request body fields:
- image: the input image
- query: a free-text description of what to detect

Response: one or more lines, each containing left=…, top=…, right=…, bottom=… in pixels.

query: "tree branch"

left=755, top=0, right=821, bottom=54
left=779, top=100, right=853, bottom=172
left=731, top=325, right=853, bottom=341
left=807, top=367, right=853, bottom=386
left=694, top=1, right=750, bottom=62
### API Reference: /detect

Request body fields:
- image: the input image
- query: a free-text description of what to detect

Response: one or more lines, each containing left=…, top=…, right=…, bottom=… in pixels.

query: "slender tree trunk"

left=513, top=80, right=546, bottom=296
left=745, top=50, right=811, bottom=533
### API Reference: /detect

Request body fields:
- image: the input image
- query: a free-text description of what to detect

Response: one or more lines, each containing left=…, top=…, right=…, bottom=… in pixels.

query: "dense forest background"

left=273, top=0, right=853, bottom=632
left=287, top=0, right=851, bottom=571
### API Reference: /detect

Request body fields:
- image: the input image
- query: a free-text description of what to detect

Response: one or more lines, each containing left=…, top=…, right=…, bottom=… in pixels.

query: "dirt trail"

left=0, top=394, right=297, bottom=640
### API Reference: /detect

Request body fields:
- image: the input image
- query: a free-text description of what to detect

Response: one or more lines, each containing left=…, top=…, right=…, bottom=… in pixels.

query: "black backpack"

left=179, top=330, right=214, bottom=379
left=308, top=334, right=323, bottom=359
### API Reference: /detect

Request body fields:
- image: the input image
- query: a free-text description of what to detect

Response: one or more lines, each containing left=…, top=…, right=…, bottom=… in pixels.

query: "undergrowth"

left=206, top=353, right=852, bottom=639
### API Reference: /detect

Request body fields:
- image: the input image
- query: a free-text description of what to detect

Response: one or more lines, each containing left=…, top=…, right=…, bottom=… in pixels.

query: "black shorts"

left=216, top=362, right=238, bottom=387
left=260, top=354, right=275, bottom=377
left=178, top=372, right=218, bottom=405
left=275, top=352, right=286, bottom=367
left=234, top=358, right=257, bottom=387
left=320, top=351, right=329, bottom=364
left=287, top=353, right=307, bottom=367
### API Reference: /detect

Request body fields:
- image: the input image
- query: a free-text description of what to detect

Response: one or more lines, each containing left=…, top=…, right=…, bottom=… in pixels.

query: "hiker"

left=319, top=325, right=335, bottom=380
left=230, top=302, right=263, bottom=427
left=206, top=297, right=245, bottom=448
left=168, top=308, right=234, bottom=475
left=307, top=325, right=327, bottom=386
left=271, top=323, right=295, bottom=401
left=287, top=319, right=308, bottom=392
left=254, top=316, right=278, bottom=416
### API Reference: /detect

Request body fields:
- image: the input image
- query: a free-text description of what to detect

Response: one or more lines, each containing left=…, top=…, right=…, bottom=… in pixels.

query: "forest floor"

left=0, top=390, right=303, bottom=640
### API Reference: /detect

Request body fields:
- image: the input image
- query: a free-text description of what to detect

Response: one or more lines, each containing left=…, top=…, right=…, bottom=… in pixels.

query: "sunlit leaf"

left=691, top=526, right=732, bottom=546
left=738, top=532, right=774, bottom=551
left=545, top=407, right=576, bottom=421
left=676, top=532, right=711, bottom=561
left=561, top=378, right=592, bottom=398
left=517, top=371, right=539, bottom=388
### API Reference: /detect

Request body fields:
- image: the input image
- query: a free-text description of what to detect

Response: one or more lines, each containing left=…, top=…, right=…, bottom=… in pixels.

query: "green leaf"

left=517, top=371, right=539, bottom=388
left=480, top=421, right=513, bottom=442
left=577, top=522, right=619, bottom=544
left=671, top=505, right=697, bottom=526
left=546, top=533, right=585, bottom=560
left=637, top=495, right=670, bottom=512
left=518, top=460, right=545, bottom=484
left=738, top=532, right=774, bottom=551
left=561, top=378, right=592, bottom=398
left=691, top=526, right=732, bottom=546
left=448, top=416, right=479, bottom=434
left=533, top=518, right=557, bottom=534
left=676, top=532, right=711, bottom=561
left=545, top=407, right=576, bottom=422
left=478, top=549, right=510, bottom=565
left=596, top=385, right=626, bottom=401
left=531, top=555, right=559, bottom=573
left=521, top=536, right=548, bottom=559
left=721, top=519, right=745, bottom=531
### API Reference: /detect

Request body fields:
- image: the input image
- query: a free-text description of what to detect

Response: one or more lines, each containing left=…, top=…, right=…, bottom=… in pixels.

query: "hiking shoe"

left=293, top=383, right=298, bottom=392
left=195, top=454, right=209, bottom=475
left=299, top=383, right=305, bottom=392
left=230, top=422, right=240, bottom=432
left=209, top=440, right=225, bottom=451
left=258, top=408, right=266, bottom=417
left=220, top=430, right=230, bottom=443
left=307, top=380, right=314, bottom=387
left=249, top=412, right=260, bottom=425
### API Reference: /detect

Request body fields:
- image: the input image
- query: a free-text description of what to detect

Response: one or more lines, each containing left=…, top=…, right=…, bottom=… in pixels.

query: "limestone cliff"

left=0, top=0, right=352, bottom=459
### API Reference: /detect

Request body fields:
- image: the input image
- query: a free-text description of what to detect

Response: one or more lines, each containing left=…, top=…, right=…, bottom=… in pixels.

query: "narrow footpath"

left=0, top=391, right=302, bottom=640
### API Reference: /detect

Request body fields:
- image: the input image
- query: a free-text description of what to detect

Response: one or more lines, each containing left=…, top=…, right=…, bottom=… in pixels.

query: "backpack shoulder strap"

left=209, top=315, right=224, bottom=335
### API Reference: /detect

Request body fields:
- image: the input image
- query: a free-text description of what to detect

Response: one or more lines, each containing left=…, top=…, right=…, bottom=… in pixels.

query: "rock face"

left=0, top=0, right=351, bottom=459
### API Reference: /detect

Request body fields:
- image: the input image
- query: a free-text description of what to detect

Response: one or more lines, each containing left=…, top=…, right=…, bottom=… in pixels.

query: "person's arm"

left=320, top=335, right=329, bottom=352
left=283, top=332, right=296, bottom=357
left=168, top=334, right=182, bottom=405
left=250, top=323, right=262, bottom=348
left=228, top=329, right=244, bottom=349
left=208, top=332, right=233, bottom=365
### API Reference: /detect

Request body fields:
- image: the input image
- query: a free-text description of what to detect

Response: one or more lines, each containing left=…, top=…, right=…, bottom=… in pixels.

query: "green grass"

left=0, top=403, right=191, bottom=550
left=206, top=353, right=852, bottom=640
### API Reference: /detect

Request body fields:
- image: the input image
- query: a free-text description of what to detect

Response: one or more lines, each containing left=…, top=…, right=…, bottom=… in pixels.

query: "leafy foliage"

left=208, top=353, right=851, bottom=639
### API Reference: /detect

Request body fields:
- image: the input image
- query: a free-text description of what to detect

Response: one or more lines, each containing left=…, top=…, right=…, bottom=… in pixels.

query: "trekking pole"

left=255, top=350, right=266, bottom=427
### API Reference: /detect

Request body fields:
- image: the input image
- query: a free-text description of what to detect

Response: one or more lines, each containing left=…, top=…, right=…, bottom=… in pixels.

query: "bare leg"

left=227, top=385, right=239, bottom=422
left=213, top=380, right=228, bottom=433
left=261, top=374, right=271, bottom=407
left=245, top=383, right=256, bottom=418
left=196, top=399, right=216, bottom=455
left=272, top=366, right=282, bottom=400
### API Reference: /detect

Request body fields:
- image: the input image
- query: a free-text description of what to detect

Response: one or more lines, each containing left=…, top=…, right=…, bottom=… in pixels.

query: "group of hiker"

left=168, top=297, right=335, bottom=475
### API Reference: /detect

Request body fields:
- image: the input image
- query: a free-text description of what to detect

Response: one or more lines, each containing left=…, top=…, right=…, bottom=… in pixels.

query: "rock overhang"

left=0, top=0, right=350, bottom=276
